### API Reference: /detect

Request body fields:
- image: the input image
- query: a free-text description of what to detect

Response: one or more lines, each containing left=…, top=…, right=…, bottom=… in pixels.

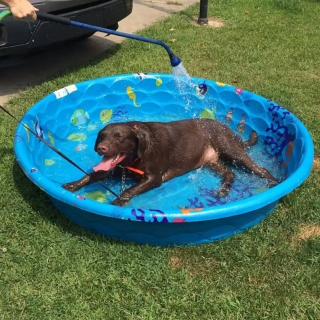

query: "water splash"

left=171, top=62, right=191, bottom=80
left=171, top=63, right=195, bottom=110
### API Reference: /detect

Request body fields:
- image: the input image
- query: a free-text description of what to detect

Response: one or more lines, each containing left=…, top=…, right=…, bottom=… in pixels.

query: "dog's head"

left=93, top=122, right=150, bottom=172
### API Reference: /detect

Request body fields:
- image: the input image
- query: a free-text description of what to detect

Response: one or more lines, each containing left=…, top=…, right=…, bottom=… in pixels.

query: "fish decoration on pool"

left=45, top=159, right=55, bottom=166
left=100, top=109, right=113, bottom=124
left=134, top=72, right=149, bottom=81
left=226, top=108, right=233, bottom=124
left=134, top=73, right=162, bottom=86
left=75, top=144, right=88, bottom=152
left=180, top=207, right=204, bottom=214
left=47, top=131, right=54, bottom=146
left=126, top=86, right=141, bottom=107
left=67, top=133, right=87, bottom=142
left=84, top=190, right=107, bottom=203
left=237, top=114, right=246, bottom=133
left=70, top=109, right=90, bottom=126
left=199, top=108, right=216, bottom=120
left=34, top=117, right=44, bottom=141
left=195, top=81, right=208, bottom=98
left=236, top=87, right=244, bottom=95
left=87, top=123, right=98, bottom=131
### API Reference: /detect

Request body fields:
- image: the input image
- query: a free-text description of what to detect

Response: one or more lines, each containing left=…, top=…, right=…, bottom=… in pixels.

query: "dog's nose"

left=97, top=144, right=108, bottom=153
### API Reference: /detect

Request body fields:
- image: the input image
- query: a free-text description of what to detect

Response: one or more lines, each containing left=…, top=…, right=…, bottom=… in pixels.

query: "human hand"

left=9, top=0, right=38, bottom=21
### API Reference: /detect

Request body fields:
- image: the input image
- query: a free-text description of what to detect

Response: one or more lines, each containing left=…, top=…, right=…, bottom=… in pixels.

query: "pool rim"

left=14, top=73, right=315, bottom=223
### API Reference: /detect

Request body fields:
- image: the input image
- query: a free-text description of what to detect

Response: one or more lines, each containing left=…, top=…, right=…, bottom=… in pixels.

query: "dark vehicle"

left=0, top=0, right=133, bottom=57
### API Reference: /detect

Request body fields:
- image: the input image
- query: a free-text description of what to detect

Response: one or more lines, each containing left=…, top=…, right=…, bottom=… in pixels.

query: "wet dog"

left=62, top=119, right=278, bottom=206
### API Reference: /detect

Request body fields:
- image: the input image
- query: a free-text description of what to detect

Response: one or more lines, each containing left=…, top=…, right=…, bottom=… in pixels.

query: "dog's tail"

left=244, top=130, right=258, bottom=148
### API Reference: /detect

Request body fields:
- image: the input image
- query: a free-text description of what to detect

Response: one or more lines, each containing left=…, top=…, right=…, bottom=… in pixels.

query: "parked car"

left=0, top=0, right=133, bottom=57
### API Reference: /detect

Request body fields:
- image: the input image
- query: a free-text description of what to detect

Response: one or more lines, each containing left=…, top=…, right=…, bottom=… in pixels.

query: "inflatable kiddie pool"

left=14, top=73, right=314, bottom=246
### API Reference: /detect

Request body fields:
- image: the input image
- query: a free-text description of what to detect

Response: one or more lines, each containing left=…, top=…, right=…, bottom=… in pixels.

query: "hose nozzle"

left=170, top=54, right=181, bottom=67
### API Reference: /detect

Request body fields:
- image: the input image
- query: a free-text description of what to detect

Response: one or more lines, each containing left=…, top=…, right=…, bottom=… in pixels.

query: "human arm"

left=0, top=0, right=38, bottom=21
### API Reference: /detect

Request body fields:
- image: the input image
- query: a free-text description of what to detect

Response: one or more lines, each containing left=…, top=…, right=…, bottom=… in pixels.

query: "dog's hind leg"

left=234, top=154, right=278, bottom=186
left=208, top=161, right=235, bottom=198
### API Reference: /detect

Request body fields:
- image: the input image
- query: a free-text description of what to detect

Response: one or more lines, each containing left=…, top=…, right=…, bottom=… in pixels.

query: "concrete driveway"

left=0, top=0, right=199, bottom=105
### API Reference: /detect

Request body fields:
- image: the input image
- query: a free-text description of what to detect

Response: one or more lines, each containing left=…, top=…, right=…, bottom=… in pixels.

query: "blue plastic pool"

left=14, top=73, right=314, bottom=246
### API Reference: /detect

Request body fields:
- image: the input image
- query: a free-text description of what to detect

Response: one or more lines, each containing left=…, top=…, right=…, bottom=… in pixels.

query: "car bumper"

left=0, top=0, right=132, bottom=57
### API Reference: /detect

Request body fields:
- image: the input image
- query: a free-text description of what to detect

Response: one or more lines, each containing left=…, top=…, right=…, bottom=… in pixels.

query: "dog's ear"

left=132, top=124, right=151, bottom=158
left=94, top=130, right=102, bottom=152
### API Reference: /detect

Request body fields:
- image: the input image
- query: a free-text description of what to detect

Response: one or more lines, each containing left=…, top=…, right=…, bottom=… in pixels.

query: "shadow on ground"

left=12, top=159, right=132, bottom=246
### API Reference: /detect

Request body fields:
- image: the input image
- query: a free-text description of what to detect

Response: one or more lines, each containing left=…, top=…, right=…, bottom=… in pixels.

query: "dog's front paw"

left=215, top=187, right=230, bottom=198
left=112, top=198, right=127, bottom=207
left=62, top=182, right=81, bottom=192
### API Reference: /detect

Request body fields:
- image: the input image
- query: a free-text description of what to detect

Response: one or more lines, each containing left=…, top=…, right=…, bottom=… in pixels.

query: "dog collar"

left=118, top=158, right=144, bottom=175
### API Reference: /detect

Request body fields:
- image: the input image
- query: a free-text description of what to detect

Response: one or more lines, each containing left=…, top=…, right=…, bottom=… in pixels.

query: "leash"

left=0, top=105, right=121, bottom=199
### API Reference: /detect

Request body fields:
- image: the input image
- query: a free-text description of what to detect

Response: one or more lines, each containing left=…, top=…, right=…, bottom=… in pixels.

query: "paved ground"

left=0, top=0, right=198, bottom=105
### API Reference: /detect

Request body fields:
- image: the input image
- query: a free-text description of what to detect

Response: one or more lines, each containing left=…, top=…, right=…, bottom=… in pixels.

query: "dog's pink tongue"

left=93, top=156, right=114, bottom=172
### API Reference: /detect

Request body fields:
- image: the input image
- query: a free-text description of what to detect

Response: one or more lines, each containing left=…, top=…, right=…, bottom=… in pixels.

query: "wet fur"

left=63, top=119, right=278, bottom=206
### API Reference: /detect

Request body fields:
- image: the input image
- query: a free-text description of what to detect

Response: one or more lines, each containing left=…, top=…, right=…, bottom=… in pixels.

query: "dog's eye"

left=114, top=132, right=122, bottom=139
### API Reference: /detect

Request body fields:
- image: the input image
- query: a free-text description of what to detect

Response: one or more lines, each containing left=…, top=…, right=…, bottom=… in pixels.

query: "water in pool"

left=41, top=112, right=285, bottom=210
left=37, top=68, right=285, bottom=210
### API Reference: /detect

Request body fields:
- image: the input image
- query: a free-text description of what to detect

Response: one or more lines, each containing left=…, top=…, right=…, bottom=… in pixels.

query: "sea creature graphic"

left=110, top=106, right=128, bottom=122
left=47, top=131, right=54, bottom=146
left=225, top=108, right=233, bottom=124
left=23, top=124, right=30, bottom=142
left=77, top=195, right=85, bottom=200
left=129, top=209, right=169, bottom=223
left=34, top=118, right=44, bottom=140
left=236, top=87, right=244, bottom=95
left=84, top=190, right=107, bottom=203
left=172, top=217, right=186, bottom=223
left=264, top=121, right=295, bottom=158
left=134, top=73, right=162, bottom=86
left=87, top=123, right=97, bottom=131
left=134, top=73, right=150, bottom=81
left=100, top=109, right=113, bottom=124
left=30, top=168, right=38, bottom=173
left=237, top=114, right=246, bottom=133
left=75, top=144, right=88, bottom=152
left=180, top=207, right=203, bottom=214
left=184, top=197, right=205, bottom=209
left=195, top=81, right=208, bottom=98
left=70, top=109, right=90, bottom=126
left=200, top=108, right=215, bottom=119
left=126, top=86, right=141, bottom=107
left=67, top=133, right=87, bottom=142
left=216, top=82, right=226, bottom=87
left=44, top=159, right=55, bottom=166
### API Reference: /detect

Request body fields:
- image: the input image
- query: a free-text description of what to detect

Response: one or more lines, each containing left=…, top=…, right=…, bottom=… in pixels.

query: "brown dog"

left=62, top=119, right=278, bottom=206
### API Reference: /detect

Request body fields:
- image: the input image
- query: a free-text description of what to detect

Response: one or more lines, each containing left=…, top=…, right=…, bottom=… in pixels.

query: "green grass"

left=1, top=0, right=320, bottom=319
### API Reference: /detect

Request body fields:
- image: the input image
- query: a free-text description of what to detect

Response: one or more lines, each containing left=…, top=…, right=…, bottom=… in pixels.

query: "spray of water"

left=171, top=62, right=191, bottom=80
left=171, top=62, right=196, bottom=110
